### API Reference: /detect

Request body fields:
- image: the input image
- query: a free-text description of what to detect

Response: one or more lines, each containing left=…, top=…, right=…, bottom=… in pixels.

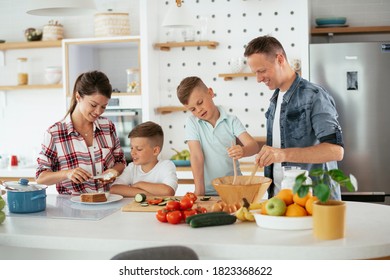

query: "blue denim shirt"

left=264, top=74, right=344, bottom=200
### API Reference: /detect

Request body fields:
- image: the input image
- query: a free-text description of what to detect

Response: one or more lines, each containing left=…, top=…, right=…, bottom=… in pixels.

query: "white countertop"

left=0, top=193, right=389, bottom=260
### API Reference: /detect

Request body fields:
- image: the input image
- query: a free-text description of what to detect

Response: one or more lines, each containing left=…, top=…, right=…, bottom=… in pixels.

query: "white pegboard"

left=156, top=0, right=309, bottom=160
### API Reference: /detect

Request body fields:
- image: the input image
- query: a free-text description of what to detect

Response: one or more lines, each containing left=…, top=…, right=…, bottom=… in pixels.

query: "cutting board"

left=121, top=196, right=220, bottom=212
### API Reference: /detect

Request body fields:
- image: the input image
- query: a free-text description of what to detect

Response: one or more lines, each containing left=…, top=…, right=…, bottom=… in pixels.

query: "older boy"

left=177, top=76, right=259, bottom=196
left=110, top=121, right=178, bottom=197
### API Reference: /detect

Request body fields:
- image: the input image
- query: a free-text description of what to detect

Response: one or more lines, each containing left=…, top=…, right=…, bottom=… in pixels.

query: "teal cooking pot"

left=3, top=179, right=47, bottom=213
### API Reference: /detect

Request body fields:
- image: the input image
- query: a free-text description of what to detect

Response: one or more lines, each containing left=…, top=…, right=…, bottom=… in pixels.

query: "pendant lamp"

left=162, top=0, right=196, bottom=28
left=26, top=0, right=96, bottom=16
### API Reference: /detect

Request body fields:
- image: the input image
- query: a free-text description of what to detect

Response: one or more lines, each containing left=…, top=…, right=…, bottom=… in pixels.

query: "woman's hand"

left=227, top=144, right=244, bottom=159
left=66, top=167, right=92, bottom=183
left=96, top=169, right=119, bottom=184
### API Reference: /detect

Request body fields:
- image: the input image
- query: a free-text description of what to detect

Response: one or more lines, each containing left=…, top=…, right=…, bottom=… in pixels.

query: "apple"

left=265, top=197, right=287, bottom=216
left=0, top=197, right=5, bottom=211
left=0, top=211, right=5, bottom=224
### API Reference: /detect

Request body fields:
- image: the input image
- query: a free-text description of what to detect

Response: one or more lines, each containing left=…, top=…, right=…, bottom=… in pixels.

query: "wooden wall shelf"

left=0, top=40, right=62, bottom=50
left=156, top=106, right=187, bottom=114
left=0, top=84, right=63, bottom=91
left=153, top=41, right=219, bottom=51
left=218, top=72, right=256, bottom=81
left=311, top=26, right=390, bottom=36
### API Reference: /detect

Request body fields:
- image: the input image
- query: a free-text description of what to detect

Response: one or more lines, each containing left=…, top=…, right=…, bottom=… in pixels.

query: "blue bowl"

left=315, top=17, right=347, bottom=26
left=171, top=160, right=191, bottom=167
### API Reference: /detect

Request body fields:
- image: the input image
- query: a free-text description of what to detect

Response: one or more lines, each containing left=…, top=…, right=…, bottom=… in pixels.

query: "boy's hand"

left=227, top=145, right=244, bottom=159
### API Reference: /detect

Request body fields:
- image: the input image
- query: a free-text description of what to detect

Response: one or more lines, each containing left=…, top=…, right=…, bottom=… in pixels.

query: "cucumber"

left=135, top=193, right=147, bottom=203
left=190, top=214, right=237, bottom=228
left=185, top=211, right=229, bottom=224
left=140, top=202, right=149, bottom=207
left=158, top=201, right=167, bottom=206
left=200, top=196, right=211, bottom=201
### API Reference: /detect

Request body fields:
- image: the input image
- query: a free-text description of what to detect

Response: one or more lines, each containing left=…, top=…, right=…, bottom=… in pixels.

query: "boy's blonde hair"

left=177, top=76, right=208, bottom=105
left=128, top=121, right=164, bottom=149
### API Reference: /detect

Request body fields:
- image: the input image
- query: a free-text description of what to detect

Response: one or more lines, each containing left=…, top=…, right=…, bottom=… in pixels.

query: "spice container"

left=17, top=57, right=28, bottom=85
left=126, top=68, right=139, bottom=93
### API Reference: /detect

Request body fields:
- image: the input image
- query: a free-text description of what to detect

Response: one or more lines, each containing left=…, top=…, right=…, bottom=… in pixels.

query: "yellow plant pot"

left=313, top=200, right=346, bottom=240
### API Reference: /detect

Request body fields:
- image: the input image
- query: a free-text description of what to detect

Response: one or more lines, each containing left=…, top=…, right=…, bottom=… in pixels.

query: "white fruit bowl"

left=253, top=212, right=313, bottom=230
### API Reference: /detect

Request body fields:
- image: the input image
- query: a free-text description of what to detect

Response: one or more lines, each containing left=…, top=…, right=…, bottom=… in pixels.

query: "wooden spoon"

left=247, top=163, right=259, bottom=185
left=231, top=141, right=238, bottom=185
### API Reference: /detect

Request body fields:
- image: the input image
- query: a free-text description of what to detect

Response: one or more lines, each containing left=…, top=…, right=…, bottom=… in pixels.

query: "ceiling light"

left=26, top=0, right=96, bottom=16
left=162, top=0, right=196, bottom=28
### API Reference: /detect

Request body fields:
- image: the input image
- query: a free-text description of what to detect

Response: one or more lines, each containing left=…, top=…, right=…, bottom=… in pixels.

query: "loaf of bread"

left=80, top=193, right=107, bottom=203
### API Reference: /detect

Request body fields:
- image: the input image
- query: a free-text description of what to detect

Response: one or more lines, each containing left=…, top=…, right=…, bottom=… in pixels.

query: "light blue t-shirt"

left=185, top=106, right=246, bottom=195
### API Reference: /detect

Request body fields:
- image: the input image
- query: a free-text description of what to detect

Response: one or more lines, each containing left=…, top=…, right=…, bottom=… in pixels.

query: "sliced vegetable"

left=189, top=214, right=237, bottom=228
left=140, top=202, right=149, bottom=207
left=147, top=198, right=163, bottom=205
left=184, top=192, right=198, bottom=203
left=158, top=201, right=168, bottom=206
left=134, top=193, right=147, bottom=203
left=200, top=196, right=211, bottom=201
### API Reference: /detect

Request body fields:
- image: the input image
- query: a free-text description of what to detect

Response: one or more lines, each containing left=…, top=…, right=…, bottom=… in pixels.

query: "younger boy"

left=177, top=76, right=259, bottom=196
left=110, top=121, right=178, bottom=197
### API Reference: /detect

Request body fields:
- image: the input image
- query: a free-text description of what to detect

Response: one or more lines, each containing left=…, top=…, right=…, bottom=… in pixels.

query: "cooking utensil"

left=231, top=141, right=238, bottom=185
left=2, top=178, right=47, bottom=213
left=247, top=163, right=259, bottom=185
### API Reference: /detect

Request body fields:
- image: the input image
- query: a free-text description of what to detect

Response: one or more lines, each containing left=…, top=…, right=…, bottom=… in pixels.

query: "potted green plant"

left=293, top=168, right=357, bottom=240
left=293, top=168, right=357, bottom=203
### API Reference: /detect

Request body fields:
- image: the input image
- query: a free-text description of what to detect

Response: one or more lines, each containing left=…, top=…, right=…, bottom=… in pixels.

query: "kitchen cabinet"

left=63, top=36, right=141, bottom=98
left=153, top=41, right=219, bottom=51
left=0, top=40, right=62, bottom=90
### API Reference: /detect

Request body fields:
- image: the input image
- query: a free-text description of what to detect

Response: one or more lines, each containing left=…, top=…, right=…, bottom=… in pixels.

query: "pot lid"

left=2, top=178, right=47, bottom=192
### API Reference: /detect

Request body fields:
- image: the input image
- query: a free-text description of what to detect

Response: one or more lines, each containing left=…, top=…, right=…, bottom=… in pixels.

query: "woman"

left=36, top=71, right=126, bottom=194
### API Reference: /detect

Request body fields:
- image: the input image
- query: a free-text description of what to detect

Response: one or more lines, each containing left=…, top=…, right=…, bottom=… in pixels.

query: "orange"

left=305, top=196, right=319, bottom=215
left=285, top=203, right=308, bottom=217
left=276, top=189, right=294, bottom=206
left=293, top=192, right=312, bottom=207
left=261, top=200, right=268, bottom=215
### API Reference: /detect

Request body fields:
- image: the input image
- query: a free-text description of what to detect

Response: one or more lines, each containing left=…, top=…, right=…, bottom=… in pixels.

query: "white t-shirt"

left=272, top=90, right=286, bottom=194
left=113, top=160, right=178, bottom=192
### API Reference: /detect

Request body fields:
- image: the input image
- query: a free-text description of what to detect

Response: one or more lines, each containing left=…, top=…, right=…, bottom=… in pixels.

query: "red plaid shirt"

left=36, top=116, right=126, bottom=194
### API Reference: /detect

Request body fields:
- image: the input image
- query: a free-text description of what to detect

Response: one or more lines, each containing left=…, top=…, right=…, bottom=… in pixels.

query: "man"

left=244, top=36, right=344, bottom=199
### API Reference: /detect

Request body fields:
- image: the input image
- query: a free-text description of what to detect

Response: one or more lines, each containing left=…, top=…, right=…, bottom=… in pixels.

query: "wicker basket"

left=94, top=12, right=130, bottom=37
left=212, top=176, right=272, bottom=205
left=42, top=24, right=63, bottom=41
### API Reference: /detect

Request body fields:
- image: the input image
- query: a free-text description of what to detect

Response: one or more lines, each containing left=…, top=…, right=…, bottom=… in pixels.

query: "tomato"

left=166, top=210, right=183, bottom=224
left=166, top=200, right=181, bottom=211
left=182, top=209, right=197, bottom=220
left=185, top=192, right=197, bottom=203
left=179, top=197, right=194, bottom=210
left=195, top=205, right=207, bottom=214
left=148, top=198, right=163, bottom=205
left=156, top=209, right=168, bottom=223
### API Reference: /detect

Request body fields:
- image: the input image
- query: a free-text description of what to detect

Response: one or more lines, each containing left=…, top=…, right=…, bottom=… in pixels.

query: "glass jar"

left=17, top=57, right=28, bottom=85
left=126, top=68, right=139, bottom=93
left=281, top=166, right=308, bottom=190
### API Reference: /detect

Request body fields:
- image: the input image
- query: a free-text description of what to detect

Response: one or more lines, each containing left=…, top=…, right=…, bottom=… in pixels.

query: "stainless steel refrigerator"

left=309, top=42, right=390, bottom=204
